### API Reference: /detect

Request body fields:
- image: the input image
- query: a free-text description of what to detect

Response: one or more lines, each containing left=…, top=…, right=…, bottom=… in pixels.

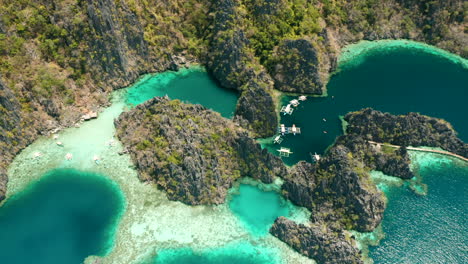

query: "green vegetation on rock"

left=115, top=97, right=286, bottom=205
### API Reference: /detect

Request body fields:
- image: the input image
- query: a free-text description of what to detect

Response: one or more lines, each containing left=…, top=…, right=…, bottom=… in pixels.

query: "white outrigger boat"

left=289, top=99, right=300, bottom=107
left=277, top=147, right=293, bottom=157
left=313, top=152, right=320, bottom=162
left=280, top=124, right=286, bottom=135
left=280, top=104, right=293, bottom=115
left=273, top=135, right=283, bottom=144
left=291, top=124, right=297, bottom=135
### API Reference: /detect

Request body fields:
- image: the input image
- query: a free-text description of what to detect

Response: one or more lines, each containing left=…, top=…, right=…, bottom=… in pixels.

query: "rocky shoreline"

left=114, top=93, right=467, bottom=263
left=115, top=97, right=286, bottom=205
left=1, top=0, right=466, bottom=201
left=269, top=108, right=467, bottom=263
left=0, top=1, right=467, bottom=263
left=270, top=217, right=363, bottom=264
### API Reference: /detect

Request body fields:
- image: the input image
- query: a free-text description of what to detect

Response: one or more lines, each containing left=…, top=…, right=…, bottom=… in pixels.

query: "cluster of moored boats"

left=275, top=95, right=320, bottom=162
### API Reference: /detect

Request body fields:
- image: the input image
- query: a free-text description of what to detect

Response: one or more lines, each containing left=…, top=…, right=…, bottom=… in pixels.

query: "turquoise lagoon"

left=126, top=66, right=238, bottom=118
left=149, top=242, right=277, bottom=264
left=2, top=42, right=467, bottom=264
left=0, top=169, right=124, bottom=264
left=263, top=40, right=468, bottom=165
left=3, top=66, right=312, bottom=264
left=229, top=184, right=295, bottom=236
left=263, top=40, right=468, bottom=263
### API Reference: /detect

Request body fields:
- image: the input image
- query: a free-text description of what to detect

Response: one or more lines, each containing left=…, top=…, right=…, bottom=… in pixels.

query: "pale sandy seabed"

left=6, top=90, right=313, bottom=264
left=6, top=39, right=467, bottom=264
left=339, top=39, right=468, bottom=69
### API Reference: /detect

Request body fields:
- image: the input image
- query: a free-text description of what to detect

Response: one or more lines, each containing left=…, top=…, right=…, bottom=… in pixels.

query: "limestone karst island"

left=0, top=1, right=467, bottom=263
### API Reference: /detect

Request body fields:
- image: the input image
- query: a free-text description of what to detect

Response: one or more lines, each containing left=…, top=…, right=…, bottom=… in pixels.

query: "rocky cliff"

left=206, top=0, right=278, bottom=137
left=1, top=1, right=465, bottom=189
left=0, top=0, right=210, bottom=202
left=272, top=109, right=467, bottom=263
left=82, top=0, right=150, bottom=87
left=0, top=3, right=466, bottom=263
left=335, top=134, right=414, bottom=179
left=282, top=145, right=385, bottom=233
left=270, top=217, right=363, bottom=264
left=270, top=38, right=332, bottom=94
left=115, top=97, right=286, bottom=205
left=0, top=79, right=27, bottom=200
left=272, top=142, right=385, bottom=263
left=345, top=108, right=468, bottom=158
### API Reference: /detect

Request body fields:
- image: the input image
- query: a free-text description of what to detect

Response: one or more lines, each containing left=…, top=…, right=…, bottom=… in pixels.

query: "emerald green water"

left=369, top=156, right=468, bottom=263
left=125, top=66, right=238, bottom=118
left=263, top=42, right=468, bottom=165
left=4, top=43, right=467, bottom=264
left=261, top=40, right=468, bottom=263
left=0, top=169, right=124, bottom=264
left=229, top=184, right=290, bottom=236
left=150, top=243, right=277, bottom=264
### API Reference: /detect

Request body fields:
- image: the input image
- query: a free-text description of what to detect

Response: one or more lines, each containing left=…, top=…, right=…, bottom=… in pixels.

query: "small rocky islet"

left=0, top=0, right=467, bottom=263
left=115, top=96, right=286, bottom=205
left=115, top=95, right=467, bottom=263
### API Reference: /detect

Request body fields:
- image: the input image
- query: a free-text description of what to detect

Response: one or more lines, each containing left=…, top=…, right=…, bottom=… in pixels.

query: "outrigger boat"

left=277, top=147, right=293, bottom=157
left=273, top=135, right=283, bottom=144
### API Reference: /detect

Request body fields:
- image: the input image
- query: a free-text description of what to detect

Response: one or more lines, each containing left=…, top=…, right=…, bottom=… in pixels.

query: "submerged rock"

left=270, top=217, right=363, bottom=264
left=115, top=97, right=286, bottom=205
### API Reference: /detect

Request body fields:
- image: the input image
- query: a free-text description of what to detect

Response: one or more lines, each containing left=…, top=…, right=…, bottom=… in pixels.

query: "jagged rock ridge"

left=115, top=97, right=286, bottom=205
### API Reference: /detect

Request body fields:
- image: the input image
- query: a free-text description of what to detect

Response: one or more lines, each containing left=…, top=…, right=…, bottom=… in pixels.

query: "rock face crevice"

left=344, top=108, right=468, bottom=158
left=115, top=97, right=286, bottom=205
left=270, top=38, right=332, bottom=95
left=272, top=108, right=467, bottom=263
left=270, top=217, right=363, bottom=264
left=84, top=0, right=150, bottom=87
left=0, top=79, right=36, bottom=200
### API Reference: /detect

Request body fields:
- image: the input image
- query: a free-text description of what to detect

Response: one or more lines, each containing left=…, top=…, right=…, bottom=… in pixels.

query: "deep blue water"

left=0, top=169, right=124, bottom=264
left=370, top=160, right=468, bottom=263
left=3, top=43, right=466, bottom=264
left=263, top=45, right=468, bottom=165
left=142, top=44, right=468, bottom=263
